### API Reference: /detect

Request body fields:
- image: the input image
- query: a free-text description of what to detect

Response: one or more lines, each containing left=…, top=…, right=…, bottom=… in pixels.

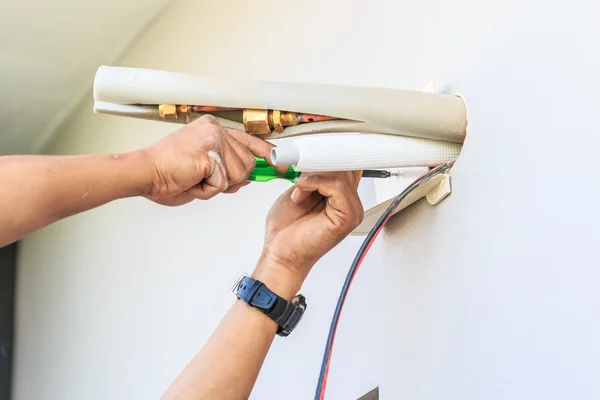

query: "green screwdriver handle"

left=248, top=157, right=393, bottom=183
left=248, top=158, right=300, bottom=182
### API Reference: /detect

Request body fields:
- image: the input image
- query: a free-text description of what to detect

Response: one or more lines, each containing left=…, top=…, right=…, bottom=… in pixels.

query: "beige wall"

left=15, top=0, right=600, bottom=399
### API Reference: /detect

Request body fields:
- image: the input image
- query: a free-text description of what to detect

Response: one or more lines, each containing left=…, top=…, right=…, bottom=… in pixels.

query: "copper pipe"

left=191, top=105, right=239, bottom=112
left=296, top=113, right=337, bottom=123
left=158, top=104, right=340, bottom=134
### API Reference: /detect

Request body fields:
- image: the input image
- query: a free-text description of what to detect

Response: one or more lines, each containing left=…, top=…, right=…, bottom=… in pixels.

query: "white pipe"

left=93, top=66, right=467, bottom=143
left=270, top=134, right=461, bottom=171
left=93, top=101, right=246, bottom=131
left=271, top=145, right=300, bottom=166
left=93, top=102, right=164, bottom=121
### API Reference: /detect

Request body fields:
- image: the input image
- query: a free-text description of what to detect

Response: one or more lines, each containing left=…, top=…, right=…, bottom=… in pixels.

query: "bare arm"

left=0, top=115, right=277, bottom=247
left=162, top=265, right=298, bottom=400
left=0, top=152, right=153, bottom=246
left=163, top=172, right=364, bottom=400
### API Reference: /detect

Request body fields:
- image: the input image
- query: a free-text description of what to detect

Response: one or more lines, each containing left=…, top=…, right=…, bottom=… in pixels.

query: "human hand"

left=143, top=115, right=280, bottom=206
left=253, top=171, right=364, bottom=298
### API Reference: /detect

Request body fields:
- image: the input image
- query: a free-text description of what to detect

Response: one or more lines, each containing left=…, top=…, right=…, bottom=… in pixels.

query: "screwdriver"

left=248, top=158, right=398, bottom=182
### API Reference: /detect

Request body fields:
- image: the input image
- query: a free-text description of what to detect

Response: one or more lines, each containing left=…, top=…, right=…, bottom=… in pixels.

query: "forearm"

left=0, top=151, right=153, bottom=246
left=163, top=261, right=303, bottom=400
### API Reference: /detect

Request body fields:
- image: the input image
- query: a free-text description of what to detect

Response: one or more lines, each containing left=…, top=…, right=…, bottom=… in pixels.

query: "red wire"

left=316, top=161, right=454, bottom=400
left=318, top=213, right=393, bottom=399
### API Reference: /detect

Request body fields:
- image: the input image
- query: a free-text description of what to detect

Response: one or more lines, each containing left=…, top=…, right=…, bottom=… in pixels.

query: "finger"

left=186, top=153, right=229, bottom=200
left=147, top=192, right=196, bottom=207
left=193, top=114, right=222, bottom=128
left=224, top=181, right=251, bottom=194
left=224, top=129, right=289, bottom=172
left=223, top=134, right=257, bottom=182
left=293, top=174, right=354, bottom=216
left=222, top=149, right=251, bottom=187
left=291, top=171, right=361, bottom=204
left=267, top=185, right=324, bottom=228
left=295, top=173, right=364, bottom=228
left=351, top=170, right=363, bottom=189
left=291, top=187, right=314, bottom=204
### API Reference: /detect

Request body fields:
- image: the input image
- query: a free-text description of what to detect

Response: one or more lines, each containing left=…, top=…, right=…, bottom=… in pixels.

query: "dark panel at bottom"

left=357, top=386, right=379, bottom=400
left=0, top=244, right=16, bottom=400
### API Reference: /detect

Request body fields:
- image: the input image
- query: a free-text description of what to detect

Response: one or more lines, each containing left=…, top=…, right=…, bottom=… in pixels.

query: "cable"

left=314, top=160, right=456, bottom=400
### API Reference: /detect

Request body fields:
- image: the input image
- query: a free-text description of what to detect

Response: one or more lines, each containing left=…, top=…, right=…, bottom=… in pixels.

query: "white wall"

left=14, top=0, right=600, bottom=399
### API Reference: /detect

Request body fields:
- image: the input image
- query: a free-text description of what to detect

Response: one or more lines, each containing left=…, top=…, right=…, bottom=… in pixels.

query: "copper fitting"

left=243, top=109, right=271, bottom=135
left=243, top=109, right=339, bottom=134
left=159, top=104, right=178, bottom=121
left=177, top=104, right=191, bottom=116
left=273, top=111, right=335, bottom=132
left=269, top=110, right=300, bottom=133
left=280, top=112, right=300, bottom=129
left=269, top=110, right=284, bottom=133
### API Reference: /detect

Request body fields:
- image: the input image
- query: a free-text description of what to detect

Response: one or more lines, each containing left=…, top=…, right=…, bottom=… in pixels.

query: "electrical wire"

left=314, top=160, right=456, bottom=400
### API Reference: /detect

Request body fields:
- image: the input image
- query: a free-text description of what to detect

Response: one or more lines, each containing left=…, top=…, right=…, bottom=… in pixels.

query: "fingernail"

left=291, top=188, right=300, bottom=202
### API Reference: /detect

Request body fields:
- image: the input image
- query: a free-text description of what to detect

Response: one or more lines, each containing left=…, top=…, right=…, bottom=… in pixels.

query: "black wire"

left=314, top=160, right=455, bottom=400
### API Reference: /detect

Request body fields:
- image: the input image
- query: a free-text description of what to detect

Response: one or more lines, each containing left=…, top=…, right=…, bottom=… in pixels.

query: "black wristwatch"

left=232, top=275, right=307, bottom=337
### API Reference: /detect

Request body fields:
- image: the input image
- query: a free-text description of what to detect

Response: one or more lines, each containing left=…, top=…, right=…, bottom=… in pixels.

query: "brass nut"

left=243, top=109, right=271, bottom=135
left=159, top=104, right=178, bottom=121
left=177, top=104, right=190, bottom=116
left=271, top=110, right=284, bottom=133
left=280, top=112, right=299, bottom=127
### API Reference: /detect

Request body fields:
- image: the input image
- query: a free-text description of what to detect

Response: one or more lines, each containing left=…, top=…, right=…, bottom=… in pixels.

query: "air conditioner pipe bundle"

left=93, top=66, right=467, bottom=143
left=271, top=134, right=461, bottom=172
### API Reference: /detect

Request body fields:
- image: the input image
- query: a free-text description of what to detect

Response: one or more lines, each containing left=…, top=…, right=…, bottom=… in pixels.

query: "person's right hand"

left=144, top=115, right=281, bottom=206
left=252, top=171, right=364, bottom=298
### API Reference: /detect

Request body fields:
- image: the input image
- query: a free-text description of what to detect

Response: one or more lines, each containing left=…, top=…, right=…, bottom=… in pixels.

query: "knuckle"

left=332, top=177, right=345, bottom=191
left=244, top=154, right=257, bottom=172
left=218, top=175, right=230, bottom=190
left=229, top=170, right=248, bottom=185
left=197, top=114, right=220, bottom=126
left=225, top=185, right=242, bottom=194
left=197, top=190, right=217, bottom=200
left=354, top=208, right=364, bottom=226
left=203, top=128, right=224, bottom=149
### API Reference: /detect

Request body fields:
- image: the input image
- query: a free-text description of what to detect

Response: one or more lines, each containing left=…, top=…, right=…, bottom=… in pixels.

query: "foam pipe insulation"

left=93, top=101, right=246, bottom=131
left=270, top=134, right=461, bottom=172
left=93, top=102, right=163, bottom=122
left=93, top=66, right=467, bottom=143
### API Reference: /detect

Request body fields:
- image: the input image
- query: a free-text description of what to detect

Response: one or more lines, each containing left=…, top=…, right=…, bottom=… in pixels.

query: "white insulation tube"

left=271, top=134, right=462, bottom=171
left=93, top=66, right=467, bottom=143
left=93, top=102, right=163, bottom=121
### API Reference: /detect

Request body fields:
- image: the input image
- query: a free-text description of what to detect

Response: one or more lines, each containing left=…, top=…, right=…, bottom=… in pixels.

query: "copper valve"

left=158, top=104, right=338, bottom=134
left=244, top=109, right=337, bottom=135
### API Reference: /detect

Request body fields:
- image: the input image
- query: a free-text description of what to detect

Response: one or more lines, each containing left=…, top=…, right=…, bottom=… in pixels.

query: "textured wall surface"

left=15, top=0, right=600, bottom=399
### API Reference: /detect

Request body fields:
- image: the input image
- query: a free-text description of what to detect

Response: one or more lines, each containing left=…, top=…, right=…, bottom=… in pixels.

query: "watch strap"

left=235, top=276, right=306, bottom=337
